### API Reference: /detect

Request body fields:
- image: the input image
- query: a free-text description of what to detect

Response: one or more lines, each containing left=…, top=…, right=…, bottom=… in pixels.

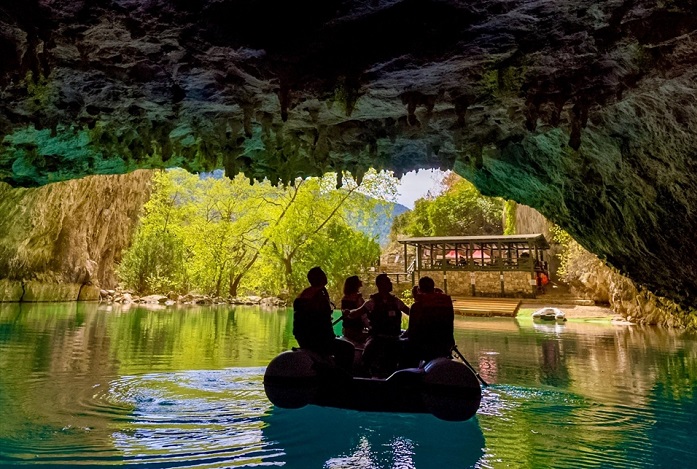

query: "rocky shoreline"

left=100, top=289, right=287, bottom=308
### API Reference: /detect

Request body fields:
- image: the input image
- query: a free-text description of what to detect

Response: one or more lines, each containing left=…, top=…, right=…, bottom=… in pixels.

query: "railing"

left=417, top=257, right=537, bottom=272
left=379, top=272, right=413, bottom=284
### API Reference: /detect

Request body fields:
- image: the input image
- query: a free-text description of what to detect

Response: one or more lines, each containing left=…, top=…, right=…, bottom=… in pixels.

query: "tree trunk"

left=229, top=271, right=242, bottom=297
left=282, top=257, right=294, bottom=293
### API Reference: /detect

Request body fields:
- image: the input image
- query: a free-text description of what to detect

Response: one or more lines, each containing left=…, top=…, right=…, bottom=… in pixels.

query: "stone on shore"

left=78, top=285, right=101, bottom=301
left=139, top=294, right=168, bottom=304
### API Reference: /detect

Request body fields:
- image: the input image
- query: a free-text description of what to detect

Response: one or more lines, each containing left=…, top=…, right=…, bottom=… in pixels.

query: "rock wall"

left=514, top=204, right=563, bottom=281
left=516, top=203, right=697, bottom=328
left=0, top=170, right=153, bottom=301
left=561, top=241, right=697, bottom=329
left=514, top=205, right=553, bottom=240
left=2, top=1, right=697, bottom=311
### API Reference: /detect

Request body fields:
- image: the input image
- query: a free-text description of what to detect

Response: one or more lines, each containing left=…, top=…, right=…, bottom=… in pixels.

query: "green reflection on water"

left=1, top=303, right=697, bottom=468
left=0, top=302, right=297, bottom=375
left=0, top=302, right=297, bottom=466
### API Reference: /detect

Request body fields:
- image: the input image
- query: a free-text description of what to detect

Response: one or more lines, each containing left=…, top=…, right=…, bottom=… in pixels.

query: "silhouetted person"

left=411, top=284, right=421, bottom=302
left=340, top=276, right=368, bottom=344
left=349, top=273, right=409, bottom=377
left=404, top=276, right=455, bottom=366
left=293, top=267, right=354, bottom=372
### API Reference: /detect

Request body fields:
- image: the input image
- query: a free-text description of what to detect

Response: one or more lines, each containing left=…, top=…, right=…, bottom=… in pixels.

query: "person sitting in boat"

left=340, top=275, right=369, bottom=344
left=293, top=267, right=354, bottom=372
left=347, top=273, right=409, bottom=377
left=411, top=284, right=421, bottom=302
left=403, top=276, right=455, bottom=366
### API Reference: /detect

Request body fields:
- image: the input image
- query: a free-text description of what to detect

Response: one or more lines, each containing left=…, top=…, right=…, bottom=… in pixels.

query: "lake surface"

left=1, top=302, right=696, bottom=468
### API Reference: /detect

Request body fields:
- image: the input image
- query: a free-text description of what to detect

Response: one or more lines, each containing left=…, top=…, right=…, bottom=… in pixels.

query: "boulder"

left=78, top=285, right=101, bottom=301
left=139, top=294, right=168, bottom=304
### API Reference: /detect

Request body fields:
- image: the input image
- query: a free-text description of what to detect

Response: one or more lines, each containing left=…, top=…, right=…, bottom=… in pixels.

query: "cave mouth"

left=1, top=1, right=697, bottom=311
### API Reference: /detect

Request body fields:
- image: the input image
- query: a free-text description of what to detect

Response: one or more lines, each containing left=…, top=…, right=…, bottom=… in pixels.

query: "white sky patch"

left=396, top=169, right=448, bottom=209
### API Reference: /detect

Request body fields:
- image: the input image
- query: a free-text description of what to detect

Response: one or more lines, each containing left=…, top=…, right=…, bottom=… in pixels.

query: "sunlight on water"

left=107, top=369, right=279, bottom=467
left=1, top=303, right=697, bottom=468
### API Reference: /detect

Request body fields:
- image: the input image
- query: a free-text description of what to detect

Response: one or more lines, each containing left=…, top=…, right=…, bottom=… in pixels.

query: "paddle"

left=452, top=344, right=489, bottom=388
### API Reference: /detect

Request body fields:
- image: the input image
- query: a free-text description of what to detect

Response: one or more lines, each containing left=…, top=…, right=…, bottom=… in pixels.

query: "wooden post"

left=403, top=242, right=408, bottom=273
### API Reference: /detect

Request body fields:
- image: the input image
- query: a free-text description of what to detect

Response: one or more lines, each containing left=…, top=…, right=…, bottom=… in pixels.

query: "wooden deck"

left=451, top=297, right=521, bottom=317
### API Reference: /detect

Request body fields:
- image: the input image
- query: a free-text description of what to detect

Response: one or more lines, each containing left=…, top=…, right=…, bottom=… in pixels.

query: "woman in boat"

left=340, top=276, right=369, bottom=344
left=348, top=274, right=410, bottom=377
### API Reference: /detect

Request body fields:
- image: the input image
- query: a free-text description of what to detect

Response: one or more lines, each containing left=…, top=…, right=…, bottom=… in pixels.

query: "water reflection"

left=108, top=369, right=278, bottom=467
left=262, top=406, right=485, bottom=469
left=2, top=303, right=697, bottom=467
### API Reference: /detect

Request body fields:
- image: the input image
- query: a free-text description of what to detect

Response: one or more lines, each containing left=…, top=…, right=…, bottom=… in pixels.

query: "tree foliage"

left=390, top=174, right=503, bottom=239
left=118, top=168, right=396, bottom=297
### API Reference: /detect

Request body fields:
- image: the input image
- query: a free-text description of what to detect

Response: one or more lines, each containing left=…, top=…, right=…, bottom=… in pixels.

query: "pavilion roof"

left=398, top=234, right=550, bottom=249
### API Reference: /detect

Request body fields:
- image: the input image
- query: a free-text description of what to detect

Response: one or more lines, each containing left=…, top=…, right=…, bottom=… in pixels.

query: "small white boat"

left=532, top=307, right=567, bottom=322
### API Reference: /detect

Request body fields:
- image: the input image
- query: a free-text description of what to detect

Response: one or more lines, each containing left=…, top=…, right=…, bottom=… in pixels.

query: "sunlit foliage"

left=118, top=169, right=397, bottom=297
left=390, top=173, right=503, bottom=239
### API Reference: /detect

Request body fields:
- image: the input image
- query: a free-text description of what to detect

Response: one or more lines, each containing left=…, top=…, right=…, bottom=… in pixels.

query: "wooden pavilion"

left=398, top=234, right=550, bottom=298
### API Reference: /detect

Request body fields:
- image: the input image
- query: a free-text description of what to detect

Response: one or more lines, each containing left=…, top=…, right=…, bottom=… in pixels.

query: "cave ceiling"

left=2, top=0, right=697, bottom=308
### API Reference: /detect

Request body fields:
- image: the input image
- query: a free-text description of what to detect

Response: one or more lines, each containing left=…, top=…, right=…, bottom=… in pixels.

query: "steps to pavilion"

left=451, top=297, right=522, bottom=317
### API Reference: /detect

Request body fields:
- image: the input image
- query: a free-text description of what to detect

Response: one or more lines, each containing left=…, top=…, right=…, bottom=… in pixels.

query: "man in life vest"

left=293, top=267, right=354, bottom=372
left=347, top=273, right=410, bottom=377
left=403, top=276, right=455, bottom=366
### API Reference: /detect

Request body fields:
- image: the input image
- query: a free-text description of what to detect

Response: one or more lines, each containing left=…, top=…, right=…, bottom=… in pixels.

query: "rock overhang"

left=1, top=0, right=697, bottom=309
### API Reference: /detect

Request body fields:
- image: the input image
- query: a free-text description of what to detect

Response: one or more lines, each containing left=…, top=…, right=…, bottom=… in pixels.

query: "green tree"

left=390, top=174, right=503, bottom=239
left=117, top=170, right=192, bottom=293
left=184, top=173, right=270, bottom=297
left=118, top=169, right=397, bottom=297
left=427, top=178, right=502, bottom=236
left=262, top=170, right=396, bottom=294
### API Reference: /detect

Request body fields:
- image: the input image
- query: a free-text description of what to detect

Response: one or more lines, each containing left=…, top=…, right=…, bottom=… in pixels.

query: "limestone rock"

left=77, top=285, right=100, bottom=301
left=23, top=281, right=81, bottom=302
left=0, top=279, right=24, bottom=302
left=1, top=2, right=697, bottom=310
left=260, top=297, right=286, bottom=308
left=0, top=170, right=153, bottom=289
left=139, top=294, right=168, bottom=304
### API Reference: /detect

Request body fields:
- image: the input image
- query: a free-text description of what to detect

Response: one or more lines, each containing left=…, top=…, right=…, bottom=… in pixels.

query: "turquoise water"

left=0, top=303, right=696, bottom=468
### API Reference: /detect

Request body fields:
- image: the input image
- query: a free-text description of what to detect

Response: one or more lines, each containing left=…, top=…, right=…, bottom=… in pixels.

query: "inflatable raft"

left=263, top=349, right=482, bottom=421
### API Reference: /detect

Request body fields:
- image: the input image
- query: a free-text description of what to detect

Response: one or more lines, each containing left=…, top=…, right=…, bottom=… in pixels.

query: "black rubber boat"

left=263, top=349, right=482, bottom=421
